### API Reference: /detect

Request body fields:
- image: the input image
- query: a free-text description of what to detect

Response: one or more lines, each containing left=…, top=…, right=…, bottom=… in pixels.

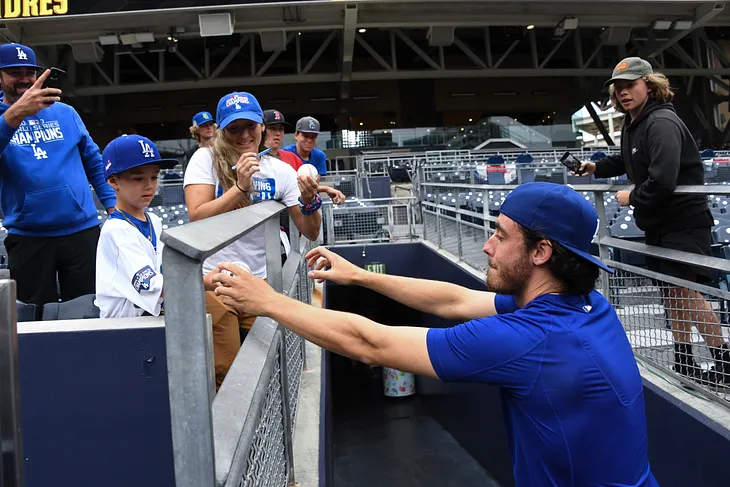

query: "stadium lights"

left=119, top=32, right=156, bottom=45
left=526, top=24, right=535, bottom=30
left=98, top=34, right=119, bottom=46
left=652, top=19, right=673, bottom=30
left=673, top=20, right=693, bottom=30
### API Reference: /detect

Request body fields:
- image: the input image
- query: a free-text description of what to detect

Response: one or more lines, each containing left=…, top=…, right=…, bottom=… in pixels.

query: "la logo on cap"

left=309, top=119, right=316, bottom=129
left=226, top=94, right=249, bottom=110
left=615, top=61, right=629, bottom=72
left=16, top=47, right=27, bottom=61
left=203, top=113, right=210, bottom=120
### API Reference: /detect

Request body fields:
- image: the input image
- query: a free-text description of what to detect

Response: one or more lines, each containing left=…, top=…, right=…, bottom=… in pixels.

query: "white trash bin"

left=383, top=367, right=416, bottom=397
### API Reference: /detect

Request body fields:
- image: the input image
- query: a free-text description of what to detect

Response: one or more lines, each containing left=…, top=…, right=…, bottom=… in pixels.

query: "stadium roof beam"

left=647, top=1, right=726, bottom=58
left=340, top=4, right=358, bottom=101
left=69, top=66, right=730, bottom=97
left=355, top=33, right=394, bottom=71
left=210, top=35, right=250, bottom=79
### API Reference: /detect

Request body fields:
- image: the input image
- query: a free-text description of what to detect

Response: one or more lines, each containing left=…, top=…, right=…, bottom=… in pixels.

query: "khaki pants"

left=204, top=291, right=259, bottom=389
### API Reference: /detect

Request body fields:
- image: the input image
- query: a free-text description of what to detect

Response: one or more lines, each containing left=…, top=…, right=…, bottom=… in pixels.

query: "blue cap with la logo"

left=0, top=43, right=43, bottom=70
left=216, top=91, right=263, bottom=130
left=103, top=134, right=178, bottom=179
left=499, top=182, right=613, bottom=273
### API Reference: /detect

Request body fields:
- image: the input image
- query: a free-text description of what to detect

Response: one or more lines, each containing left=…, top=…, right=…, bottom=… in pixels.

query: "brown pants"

left=205, top=291, right=258, bottom=389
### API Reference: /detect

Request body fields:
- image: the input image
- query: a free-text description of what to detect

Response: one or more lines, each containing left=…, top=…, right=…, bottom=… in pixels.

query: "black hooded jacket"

left=594, top=100, right=712, bottom=232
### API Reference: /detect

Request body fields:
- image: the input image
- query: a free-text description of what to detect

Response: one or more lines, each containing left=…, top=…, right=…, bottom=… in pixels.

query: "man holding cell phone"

left=0, top=43, right=116, bottom=306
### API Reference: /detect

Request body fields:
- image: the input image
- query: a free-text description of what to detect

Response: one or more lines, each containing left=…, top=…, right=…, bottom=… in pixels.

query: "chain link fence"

left=322, top=198, right=423, bottom=246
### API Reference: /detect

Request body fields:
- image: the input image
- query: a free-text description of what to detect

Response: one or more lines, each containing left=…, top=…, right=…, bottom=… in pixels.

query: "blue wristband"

left=299, top=193, right=322, bottom=215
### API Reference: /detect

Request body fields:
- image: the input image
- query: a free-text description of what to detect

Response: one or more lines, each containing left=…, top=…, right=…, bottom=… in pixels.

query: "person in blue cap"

left=95, top=134, right=244, bottom=389
left=0, top=42, right=116, bottom=306
left=184, top=91, right=321, bottom=336
left=211, top=182, right=659, bottom=487
left=184, top=111, right=216, bottom=173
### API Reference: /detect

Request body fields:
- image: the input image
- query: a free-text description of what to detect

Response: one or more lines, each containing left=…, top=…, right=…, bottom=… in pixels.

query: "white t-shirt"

left=95, top=212, right=165, bottom=318
left=183, top=148, right=301, bottom=277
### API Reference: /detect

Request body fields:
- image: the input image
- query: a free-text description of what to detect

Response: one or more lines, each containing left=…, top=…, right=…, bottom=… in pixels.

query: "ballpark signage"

left=0, top=0, right=330, bottom=19
left=0, top=0, right=68, bottom=18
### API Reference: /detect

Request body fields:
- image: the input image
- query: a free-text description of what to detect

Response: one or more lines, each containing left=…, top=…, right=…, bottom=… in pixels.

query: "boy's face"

left=108, top=165, right=160, bottom=210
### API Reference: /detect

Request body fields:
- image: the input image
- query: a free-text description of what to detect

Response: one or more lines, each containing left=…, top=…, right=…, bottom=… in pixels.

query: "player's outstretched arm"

left=306, top=247, right=498, bottom=322
left=212, top=263, right=438, bottom=378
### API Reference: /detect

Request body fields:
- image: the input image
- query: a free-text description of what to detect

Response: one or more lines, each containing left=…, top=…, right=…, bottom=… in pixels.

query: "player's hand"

left=4, top=70, right=62, bottom=128
left=325, top=187, right=346, bottom=204
left=305, top=246, right=362, bottom=285
left=616, top=190, right=631, bottom=207
left=574, top=161, right=596, bottom=176
left=212, top=262, right=277, bottom=316
left=203, top=268, right=220, bottom=292
left=298, top=176, right=318, bottom=205
left=235, top=152, right=260, bottom=192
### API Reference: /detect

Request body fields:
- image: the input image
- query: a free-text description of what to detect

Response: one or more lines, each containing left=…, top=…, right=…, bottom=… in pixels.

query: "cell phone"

left=560, top=151, right=583, bottom=174
left=42, top=67, right=66, bottom=90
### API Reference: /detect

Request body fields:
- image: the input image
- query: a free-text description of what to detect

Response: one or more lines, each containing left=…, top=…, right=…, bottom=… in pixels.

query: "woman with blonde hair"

left=577, top=57, right=730, bottom=387
left=183, top=91, right=321, bottom=380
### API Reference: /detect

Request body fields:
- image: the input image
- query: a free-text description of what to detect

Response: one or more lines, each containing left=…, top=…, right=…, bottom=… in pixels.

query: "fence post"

left=0, top=279, right=25, bottom=487
left=278, top=330, right=296, bottom=485
left=593, top=190, right=612, bottom=302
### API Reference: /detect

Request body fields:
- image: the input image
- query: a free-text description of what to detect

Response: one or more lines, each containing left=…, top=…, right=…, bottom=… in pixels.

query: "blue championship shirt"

left=427, top=291, right=659, bottom=487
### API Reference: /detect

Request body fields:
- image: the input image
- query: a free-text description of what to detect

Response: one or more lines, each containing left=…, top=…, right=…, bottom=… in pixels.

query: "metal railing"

left=0, top=279, right=24, bottom=487
left=322, top=197, right=423, bottom=246
left=419, top=181, right=730, bottom=408
left=161, top=200, right=315, bottom=487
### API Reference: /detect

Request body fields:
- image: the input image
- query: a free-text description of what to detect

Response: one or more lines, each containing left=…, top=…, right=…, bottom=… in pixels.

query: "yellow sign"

left=1, top=0, right=68, bottom=19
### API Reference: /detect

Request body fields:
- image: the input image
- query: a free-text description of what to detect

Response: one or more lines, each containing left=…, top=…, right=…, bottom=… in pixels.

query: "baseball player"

left=95, top=134, right=243, bottom=389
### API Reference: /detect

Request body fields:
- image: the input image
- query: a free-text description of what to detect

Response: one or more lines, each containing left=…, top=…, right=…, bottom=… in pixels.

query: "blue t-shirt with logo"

left=281, top=144, right=327, bottom=175
left=426, top=291, right=659, bottom=487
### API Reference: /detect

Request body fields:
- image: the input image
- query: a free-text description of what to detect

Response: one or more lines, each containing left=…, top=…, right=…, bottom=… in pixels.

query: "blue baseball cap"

left=192, top=111, right=215, bottom=127
left=0, top=43, right=43, bottom=70
left=499, top=182, right=613, bottom=273
left=216, top=91, right=263, bottom=130
left=103, top=134, right=178, bottom=179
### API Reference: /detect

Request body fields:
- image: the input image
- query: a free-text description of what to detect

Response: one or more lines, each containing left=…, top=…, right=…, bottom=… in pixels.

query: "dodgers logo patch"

left=252, top=177, right=276, bottom=202
left=132, top=265, right=157, bottom=293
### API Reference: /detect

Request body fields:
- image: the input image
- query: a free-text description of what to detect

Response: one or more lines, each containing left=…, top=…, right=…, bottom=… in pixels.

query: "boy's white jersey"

left=184, top=149, right=301, bottom=278
left=95, top=212, right=165, bottom=318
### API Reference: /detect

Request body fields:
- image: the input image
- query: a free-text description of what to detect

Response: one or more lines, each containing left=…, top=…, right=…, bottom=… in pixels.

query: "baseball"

left=297, top=164, right=319, bottom=179
left=221, top=261, right=252, bottom=277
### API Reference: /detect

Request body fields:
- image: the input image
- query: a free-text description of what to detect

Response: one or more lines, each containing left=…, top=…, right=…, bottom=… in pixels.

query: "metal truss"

left=46, top=24, right=730, bottom=100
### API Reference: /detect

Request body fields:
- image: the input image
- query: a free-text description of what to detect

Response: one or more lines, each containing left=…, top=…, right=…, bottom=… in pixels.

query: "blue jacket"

left=0, top=101, right=116, bottom=236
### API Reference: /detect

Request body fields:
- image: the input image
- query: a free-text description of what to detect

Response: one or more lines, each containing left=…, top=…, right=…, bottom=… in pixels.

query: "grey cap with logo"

left=604, top=57, right=654, bottom=87
left=295, top=116, right=321, bottom=134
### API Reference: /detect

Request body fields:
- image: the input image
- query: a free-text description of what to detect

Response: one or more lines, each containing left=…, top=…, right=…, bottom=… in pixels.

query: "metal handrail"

left=161, top=200, right=291, bottom=487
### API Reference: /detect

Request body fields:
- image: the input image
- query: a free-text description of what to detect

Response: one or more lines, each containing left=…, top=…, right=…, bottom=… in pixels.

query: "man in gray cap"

left=576, top=57, right=730, bottom=386
left=281, top=116, right=328, bottom=177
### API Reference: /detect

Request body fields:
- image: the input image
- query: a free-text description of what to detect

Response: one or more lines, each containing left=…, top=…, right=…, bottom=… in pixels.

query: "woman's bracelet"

left=299, top=193, right=322, bottom=215
left=235, top=180, right=249, bottom=193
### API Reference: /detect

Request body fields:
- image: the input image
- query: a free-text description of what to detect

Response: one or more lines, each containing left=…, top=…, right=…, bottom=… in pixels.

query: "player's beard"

left=486, top=252, right=532, bottom=295
left=3, top=82, right=31, bottom=104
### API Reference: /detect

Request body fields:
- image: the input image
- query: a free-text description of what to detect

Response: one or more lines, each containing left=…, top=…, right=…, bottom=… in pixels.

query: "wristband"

left=235, top=180, right=249, bottom=193
left=299, top=193, right=322, bottom=215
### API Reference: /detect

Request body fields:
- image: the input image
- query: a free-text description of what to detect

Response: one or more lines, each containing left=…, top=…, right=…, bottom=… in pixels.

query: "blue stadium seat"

left=609, top=218, right=644, bottom=239
left=713, top=226, right=730, bottom=244
left=591, top=151, right=607, bottom=162
left=515, top=153, right=534, bottom=164
left=701, top=149, right=716, bottom=160
left=42, top=294, right=100, bottom=321
left=17, top=300, right=40, bottom=322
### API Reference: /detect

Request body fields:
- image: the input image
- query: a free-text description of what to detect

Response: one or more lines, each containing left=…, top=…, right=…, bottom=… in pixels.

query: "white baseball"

left=221, top=261, right=252, bottom=277
left=297, top=164, right=319, bottom=179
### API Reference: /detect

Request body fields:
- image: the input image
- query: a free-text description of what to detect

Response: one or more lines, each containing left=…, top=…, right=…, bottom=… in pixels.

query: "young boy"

left=95, top=134, right=243, bottom=389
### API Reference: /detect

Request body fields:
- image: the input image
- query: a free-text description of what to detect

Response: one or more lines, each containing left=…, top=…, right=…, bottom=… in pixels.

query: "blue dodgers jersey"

left=281, top=144, right=327, bottom=175
left=427, top=291, right=659, bottom=487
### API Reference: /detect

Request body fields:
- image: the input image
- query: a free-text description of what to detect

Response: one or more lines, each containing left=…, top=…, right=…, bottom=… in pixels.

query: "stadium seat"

left=42, top=294, right=100, bottom=321
left=590, top=151, right=607, bottom=162
left=17, top=300, right=40, bottom=322
left=515, top=153, right=534, bottom=164
left=701, top=149, right=716, bottom=160
left=609, top=218, right=644, bottom=239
